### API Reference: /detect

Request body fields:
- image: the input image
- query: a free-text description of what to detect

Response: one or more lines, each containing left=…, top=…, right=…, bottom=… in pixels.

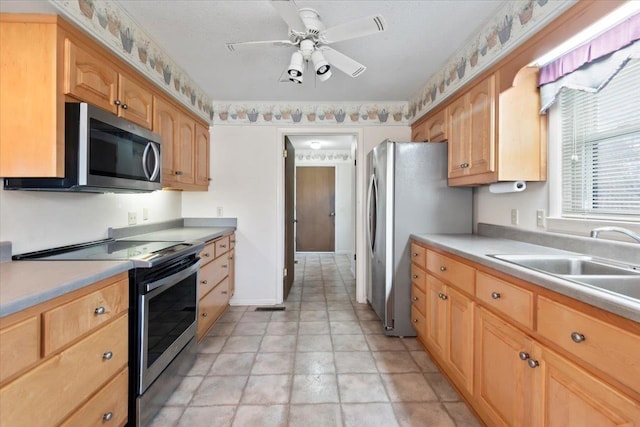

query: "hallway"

left=149, top=254, right=479, bottom=426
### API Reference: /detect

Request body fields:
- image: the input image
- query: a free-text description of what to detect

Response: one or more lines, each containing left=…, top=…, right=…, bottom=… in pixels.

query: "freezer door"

left=369, top=141, right=394, bottom=331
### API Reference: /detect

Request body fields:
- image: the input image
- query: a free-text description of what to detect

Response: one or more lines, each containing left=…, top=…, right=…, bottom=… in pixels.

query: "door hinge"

left=283, top=267, right=288, bottom=277
left=283, top=149, right=288, bottom=158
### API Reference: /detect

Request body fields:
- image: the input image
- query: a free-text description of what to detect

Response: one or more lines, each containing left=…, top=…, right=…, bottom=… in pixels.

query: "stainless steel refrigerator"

left=366, top=140, right=472, bottom=336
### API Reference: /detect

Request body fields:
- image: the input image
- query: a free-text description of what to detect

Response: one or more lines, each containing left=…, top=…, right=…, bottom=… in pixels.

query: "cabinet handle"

left=122, top=103, right=128, bottom=110
left=570, top=332, right=586, bottom=343
left=203, top=252, right=211, bottom=258
left=103, top=351, right=113, bottom=360
left=222, top=264, right=228, bottom=268
left=220, top=244, right=227, bottom=248
left=438, top=293, right=448, bottom=301
left=202, top=312, right=208, bottom=317
left=412, top=296, right=418, bottom=301
left=222, top=291, right=228, bottom=295
left=231, top=240, right=236, bottom=244
left=491, top=292, right=501, bottom=300
left=527, top=359, right=539, bottom=369
left=412, top=274, right=418, bottom=279
left=412, top=252, right=418, bottom=257
left=94, top=306, right=106, bottom=315
left=114, top=99, right=121, bottom=106
left=518, top=351, right=530, bottom=360
left=175, top=171, right=183, bottom=176
left=413, top=318, right=418, bottom=323
left=439, top=266, right=447, bottom=272
left=103, top=412, right=113, bottom=422
left=229, top=256, right=234, bottom=260
left=460, top=162, right=469, bottom=169
left=201, top=279, right=208, bottom=285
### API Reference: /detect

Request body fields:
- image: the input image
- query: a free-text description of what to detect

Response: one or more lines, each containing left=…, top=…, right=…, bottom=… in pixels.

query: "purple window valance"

left=539, top=12, right=640, bottom=86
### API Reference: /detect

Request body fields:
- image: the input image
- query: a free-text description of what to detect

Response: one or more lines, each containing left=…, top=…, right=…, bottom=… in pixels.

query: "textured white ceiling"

left=114, top=0, right=505, bottom=102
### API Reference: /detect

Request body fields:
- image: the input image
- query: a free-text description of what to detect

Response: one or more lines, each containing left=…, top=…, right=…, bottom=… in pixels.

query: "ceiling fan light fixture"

left=288, top=51, right=303, bottom=77
left=309, top=141, right=322, bottom=150
left=289, top=73, right=303, bottom=84
left=317, top=69, right=332, bottom=82
left=311, top=49, right=330, bottom=75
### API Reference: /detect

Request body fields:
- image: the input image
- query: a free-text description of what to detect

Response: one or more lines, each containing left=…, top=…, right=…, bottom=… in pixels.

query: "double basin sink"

left=490, top=254, right=640, bottom=299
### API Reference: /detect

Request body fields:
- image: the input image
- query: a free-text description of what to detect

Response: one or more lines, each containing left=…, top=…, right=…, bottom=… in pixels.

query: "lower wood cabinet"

left=0, top=273, right=129, bottom=427
left=197, top=233, right=235, bottom=341
left=411, top=240, right=640, bottom=426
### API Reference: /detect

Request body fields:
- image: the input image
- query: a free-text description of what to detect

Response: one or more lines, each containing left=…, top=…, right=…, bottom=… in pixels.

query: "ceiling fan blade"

left=318, top=46, right=366, bottom=78
left=226, top=40, right=295, bottom=52
left=271, top=0, right=305, bottom=33
left=318, top=14, right=386, bottom=44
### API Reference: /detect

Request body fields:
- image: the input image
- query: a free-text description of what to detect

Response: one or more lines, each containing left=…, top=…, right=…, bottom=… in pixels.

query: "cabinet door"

left=447, top=95, right=468, bottom=179
left=153, top=97, right=179, bottom=185
left=176, top=115, right=195, bottom=184
left=64, top=39, right=118, bottom=114
left=474, top=307, right=535, bottom=427
left=468, top=75, right=495, bottom=176
left=426, top=109, right=447, bottom=142
left=118, top=74, right=153, bottom=129
left=425, top=275, right=447, bottom=358
left=194, top=122, right=210, bottom=187
left=533, top=344, right=640, bottom=427
left=446, top=286, right=474, bottom=394
left=411, top=122, right=428, bottom=142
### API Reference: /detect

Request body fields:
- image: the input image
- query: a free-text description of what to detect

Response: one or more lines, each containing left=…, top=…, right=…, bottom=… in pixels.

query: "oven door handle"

left=144, top=258, right=201, bottom=294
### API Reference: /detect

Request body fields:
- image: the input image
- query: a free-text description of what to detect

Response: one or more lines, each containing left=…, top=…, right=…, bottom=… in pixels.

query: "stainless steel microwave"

left=4, top=103, right=162, bottom=193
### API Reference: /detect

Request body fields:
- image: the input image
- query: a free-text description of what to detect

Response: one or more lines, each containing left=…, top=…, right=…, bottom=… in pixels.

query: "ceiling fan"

left=226, top=0, right=387, bottom=84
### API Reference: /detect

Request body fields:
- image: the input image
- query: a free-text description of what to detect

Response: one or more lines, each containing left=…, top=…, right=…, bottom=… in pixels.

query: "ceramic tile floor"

left=149, top=253, right=480, bottom=427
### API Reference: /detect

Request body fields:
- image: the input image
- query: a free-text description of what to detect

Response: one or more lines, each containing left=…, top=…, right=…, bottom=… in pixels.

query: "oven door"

left=138, top=257, right=199, bottom=394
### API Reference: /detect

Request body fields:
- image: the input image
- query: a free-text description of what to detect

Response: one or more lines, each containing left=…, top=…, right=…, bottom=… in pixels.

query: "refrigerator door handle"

left=366, top=173, right=377, bottom=257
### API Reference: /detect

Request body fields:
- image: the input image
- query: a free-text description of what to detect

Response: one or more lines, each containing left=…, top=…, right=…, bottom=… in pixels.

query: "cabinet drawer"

left=410, top=242, right=426, bottom=269
left=199, top=255, right=229, bottom=296
left=0, top=315, right=128, bottom=427
left=411, top=263, right=427, bottom=292
left=198, top=278, right=230, bottom=339
left=61, top=368, right=128, bottom=427
left=427, top=250, right=474, bottom=294
left=411, top=305, right=426, bottom=338
left=0, top=316, right=39, bottom=384
left=476, top=272, right=533, bottom=329
left=411, top=283, right=426, bottom=316
left=199, top=241, right=216, bottom=265
left=537, top=296, right=640, bottom=394
left=215, top=235, right=231, bottom=257
left=42, top=279, right=128, bottom=356
left=229, top=233, right=236, bottom=250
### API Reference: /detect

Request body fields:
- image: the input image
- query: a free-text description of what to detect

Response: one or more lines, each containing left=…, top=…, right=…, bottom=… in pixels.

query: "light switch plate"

left=536, top=209, right=545, bottom=227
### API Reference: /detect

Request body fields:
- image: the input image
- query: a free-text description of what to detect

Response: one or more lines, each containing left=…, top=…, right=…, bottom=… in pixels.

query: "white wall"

left=0, top=189, right=182, bottom=254
left=182, top=125, right=411, bottom=306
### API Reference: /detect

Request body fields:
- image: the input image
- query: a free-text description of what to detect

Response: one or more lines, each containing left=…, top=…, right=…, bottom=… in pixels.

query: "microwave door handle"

left=142, top=142, right=152, bottom=180
left=149, top=142, right=160, bottom=181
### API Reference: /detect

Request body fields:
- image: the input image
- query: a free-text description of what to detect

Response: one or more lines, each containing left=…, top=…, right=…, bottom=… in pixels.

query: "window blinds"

left=560, top=58, right=640, bottom=218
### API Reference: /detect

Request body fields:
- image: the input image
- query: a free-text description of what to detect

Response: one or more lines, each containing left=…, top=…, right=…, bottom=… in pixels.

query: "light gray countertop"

left=412, top=233, right=640, bottom=323
left=0, top=260, right=132, bottom=318
left=0, top=220, right=236, bottom=319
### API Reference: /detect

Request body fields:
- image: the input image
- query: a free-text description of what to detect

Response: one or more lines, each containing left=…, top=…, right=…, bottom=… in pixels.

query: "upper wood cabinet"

left=64, top=39, right=152, bottom=129
left=413, top=66, right=546, bottom=186
left=1, top=14, right=209, bottom=189
left=154, top=95, right=209, bottom=190
left=411, top=107, right=447, bottom=143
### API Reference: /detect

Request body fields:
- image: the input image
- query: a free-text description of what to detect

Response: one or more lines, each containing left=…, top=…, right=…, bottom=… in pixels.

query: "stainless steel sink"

left=490, top=254, right=639, bottom=276
left=489, top=254, right=640, bottom=300
left=563, top=275, right=640, bottom=299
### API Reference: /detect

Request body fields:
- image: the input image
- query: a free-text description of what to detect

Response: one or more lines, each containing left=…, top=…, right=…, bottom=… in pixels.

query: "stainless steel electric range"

left=14, top=238, right=205, bottom=426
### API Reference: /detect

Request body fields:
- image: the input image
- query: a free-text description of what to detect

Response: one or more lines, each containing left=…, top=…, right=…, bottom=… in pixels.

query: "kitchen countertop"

left=0, top=222, right=236, bottom=319
left=0, top=260, right=132, bottom=318
left=412, top=233, right=640, bottom=323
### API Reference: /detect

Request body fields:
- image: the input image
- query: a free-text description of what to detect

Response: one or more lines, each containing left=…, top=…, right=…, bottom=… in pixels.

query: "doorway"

left=281, top=132, right=359, bottom=303
left=296, top=166, right=335, bottom=252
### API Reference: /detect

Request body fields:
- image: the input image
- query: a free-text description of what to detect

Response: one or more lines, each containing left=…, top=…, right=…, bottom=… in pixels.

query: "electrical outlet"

left=510, top=208, right=519, bottom=225
left=143, top=208, right=149, bottom=221
left=536, top=209, right=545, bottom=227
left=128, top=212, right=137, bottom=225
left=217, top=206, right=223, bottom=217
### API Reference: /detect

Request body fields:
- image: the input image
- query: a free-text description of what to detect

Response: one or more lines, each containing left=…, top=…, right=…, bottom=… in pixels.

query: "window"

left=559, top=58, right=640, bottom=220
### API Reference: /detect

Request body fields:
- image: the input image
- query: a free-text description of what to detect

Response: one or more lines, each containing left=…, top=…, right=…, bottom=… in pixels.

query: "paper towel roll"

left=489, top=181, right=526, bottom=194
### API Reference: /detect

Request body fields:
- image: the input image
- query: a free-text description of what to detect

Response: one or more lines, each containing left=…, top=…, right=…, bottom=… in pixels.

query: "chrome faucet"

left=590, top=226, right=640, bottom=243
